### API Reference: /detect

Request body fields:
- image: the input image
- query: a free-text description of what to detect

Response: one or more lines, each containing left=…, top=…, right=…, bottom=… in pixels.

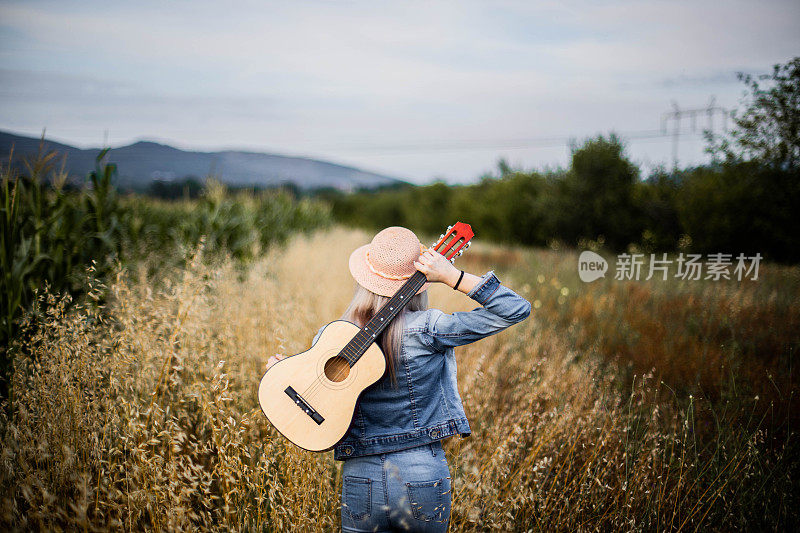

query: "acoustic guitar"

left=257, top=222, right=474, bottom=451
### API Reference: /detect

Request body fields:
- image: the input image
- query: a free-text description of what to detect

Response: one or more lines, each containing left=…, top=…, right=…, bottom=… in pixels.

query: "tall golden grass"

left=1, top=228, right=797, bottom=530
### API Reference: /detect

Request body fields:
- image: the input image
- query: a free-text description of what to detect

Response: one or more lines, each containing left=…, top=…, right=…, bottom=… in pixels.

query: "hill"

left=0, top=130, right=406, bottom=191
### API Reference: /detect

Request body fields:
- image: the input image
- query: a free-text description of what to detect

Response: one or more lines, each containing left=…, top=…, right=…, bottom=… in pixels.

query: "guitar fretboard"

left=340, top=270, right=428, bottom=365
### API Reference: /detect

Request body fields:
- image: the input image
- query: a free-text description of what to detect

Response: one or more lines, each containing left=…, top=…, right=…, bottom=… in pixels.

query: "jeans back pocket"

left=343, top=476, right=372, bottom=521
left=406, top=478, right=445, bottom=522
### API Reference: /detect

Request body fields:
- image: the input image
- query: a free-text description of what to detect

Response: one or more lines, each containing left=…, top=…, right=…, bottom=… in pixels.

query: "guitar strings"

left=294, top=275, right=424, bottom=407
left=289, top=272, right=426, bottom=424
left=280, top=244, right=459, bottom=434
left=281, top=237, right=460, bottom=431
left=294, top=238, right=454, bottom=402
left=297, top=243, right=445, bottom=402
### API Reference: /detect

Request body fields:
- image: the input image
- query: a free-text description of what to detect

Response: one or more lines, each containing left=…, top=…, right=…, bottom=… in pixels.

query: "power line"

left=312, top=128, right=708, bottom=156
left=295, top=98, right=734, bottom=158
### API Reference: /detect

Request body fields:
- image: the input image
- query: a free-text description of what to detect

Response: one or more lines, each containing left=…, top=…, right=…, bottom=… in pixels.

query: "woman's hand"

left=414, top=249, right=460, bottom=286
left=266, top=354, right=285, bottom=369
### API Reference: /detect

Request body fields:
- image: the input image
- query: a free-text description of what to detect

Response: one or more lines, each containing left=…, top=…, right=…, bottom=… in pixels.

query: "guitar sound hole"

left=324, top=356, right=351, bottom=382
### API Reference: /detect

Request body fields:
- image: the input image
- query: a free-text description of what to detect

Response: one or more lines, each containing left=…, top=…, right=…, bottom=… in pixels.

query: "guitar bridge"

left=284, top=386, right=325, bottom=425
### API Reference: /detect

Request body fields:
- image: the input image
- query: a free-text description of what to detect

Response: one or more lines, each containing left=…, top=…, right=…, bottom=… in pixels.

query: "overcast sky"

left=1, top=0, right=798, bottom=183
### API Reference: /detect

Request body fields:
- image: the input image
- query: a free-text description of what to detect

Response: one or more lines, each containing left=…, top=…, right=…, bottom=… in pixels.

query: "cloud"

left=0, top=0, right=798, bottom=181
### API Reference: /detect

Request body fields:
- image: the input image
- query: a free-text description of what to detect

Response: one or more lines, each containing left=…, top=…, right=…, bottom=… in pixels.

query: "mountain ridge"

left=0, top=130, right=406, bottom=191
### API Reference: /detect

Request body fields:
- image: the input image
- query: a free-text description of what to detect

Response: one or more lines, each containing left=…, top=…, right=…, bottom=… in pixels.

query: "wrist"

left=445, top=267, right=461, bottom=288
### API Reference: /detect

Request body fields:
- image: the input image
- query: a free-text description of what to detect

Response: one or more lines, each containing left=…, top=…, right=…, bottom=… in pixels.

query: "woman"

left=268, top=226, right=531, bottom=532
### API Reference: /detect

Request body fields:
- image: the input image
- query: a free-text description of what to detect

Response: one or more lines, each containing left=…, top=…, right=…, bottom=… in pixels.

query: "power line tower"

left=661, top=96, right=732, bottom=170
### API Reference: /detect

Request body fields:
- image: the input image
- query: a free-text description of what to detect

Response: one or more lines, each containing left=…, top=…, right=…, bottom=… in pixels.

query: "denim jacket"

left=311, top=271, right=531, bottom=460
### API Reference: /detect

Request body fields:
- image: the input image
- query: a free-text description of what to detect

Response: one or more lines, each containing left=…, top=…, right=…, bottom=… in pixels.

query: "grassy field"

left=1, top=227, right=797, bottom=531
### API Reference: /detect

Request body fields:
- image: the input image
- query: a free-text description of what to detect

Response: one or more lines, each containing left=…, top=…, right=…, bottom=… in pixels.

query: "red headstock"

left=431, top=221, right=473, bottom=262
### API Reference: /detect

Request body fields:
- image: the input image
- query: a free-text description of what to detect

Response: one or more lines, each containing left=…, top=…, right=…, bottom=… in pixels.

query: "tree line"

left=324, top=58, right=800, bottom=263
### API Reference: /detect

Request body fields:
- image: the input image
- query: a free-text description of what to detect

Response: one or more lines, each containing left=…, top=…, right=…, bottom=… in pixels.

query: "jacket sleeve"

left=421, top=270, right=531, bottom=352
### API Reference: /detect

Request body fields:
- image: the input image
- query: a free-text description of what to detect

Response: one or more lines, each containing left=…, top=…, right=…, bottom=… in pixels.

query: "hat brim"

left=349, top=244, right=429, bottom=298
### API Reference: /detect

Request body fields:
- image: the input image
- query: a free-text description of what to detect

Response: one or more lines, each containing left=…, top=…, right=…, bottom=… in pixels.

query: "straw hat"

left=349, top=226, right=430, bottom=297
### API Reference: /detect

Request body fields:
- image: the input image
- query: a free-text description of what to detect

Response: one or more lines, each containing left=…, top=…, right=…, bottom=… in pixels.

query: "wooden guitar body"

left=257, top=320, right=386, bottom=452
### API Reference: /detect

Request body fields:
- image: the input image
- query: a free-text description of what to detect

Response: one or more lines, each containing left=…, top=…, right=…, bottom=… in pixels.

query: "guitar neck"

left=343, top=270, right=427, bottom=366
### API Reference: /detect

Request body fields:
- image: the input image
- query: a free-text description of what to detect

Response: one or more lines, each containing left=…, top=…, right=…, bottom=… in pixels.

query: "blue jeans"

left=341, top=441, right=451, bottom=532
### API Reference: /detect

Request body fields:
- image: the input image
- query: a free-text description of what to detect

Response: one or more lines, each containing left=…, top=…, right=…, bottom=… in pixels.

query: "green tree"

left=675, top=162, right=800, bottom=261
left=634, top=168, right=682, bottom=252
left=707, top=57, right=800, bottom=170
left=552, top=134, right=639, bottom=250
left=403, top=181, right=451, bottom=235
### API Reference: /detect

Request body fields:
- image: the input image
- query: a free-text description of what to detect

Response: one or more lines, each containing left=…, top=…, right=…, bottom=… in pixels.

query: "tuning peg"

left=447, top=225, right=453, bottom=231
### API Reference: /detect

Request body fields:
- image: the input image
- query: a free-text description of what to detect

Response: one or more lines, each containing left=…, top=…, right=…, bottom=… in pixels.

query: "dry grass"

left=1, top=227, right=797, bottom=531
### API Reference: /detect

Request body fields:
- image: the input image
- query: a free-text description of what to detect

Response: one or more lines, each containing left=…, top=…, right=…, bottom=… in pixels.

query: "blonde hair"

left=341, top=283, right=428, bottom=383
